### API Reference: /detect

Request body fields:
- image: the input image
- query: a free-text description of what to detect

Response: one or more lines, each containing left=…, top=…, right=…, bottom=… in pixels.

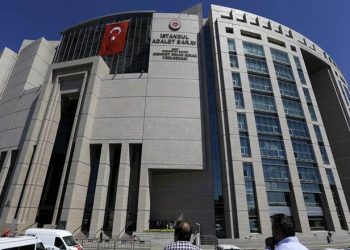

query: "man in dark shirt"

left=164, top=221, right=199, bottom=250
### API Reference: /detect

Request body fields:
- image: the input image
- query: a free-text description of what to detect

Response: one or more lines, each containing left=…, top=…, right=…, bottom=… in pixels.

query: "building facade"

left=0, top=4, right=350, bottom=241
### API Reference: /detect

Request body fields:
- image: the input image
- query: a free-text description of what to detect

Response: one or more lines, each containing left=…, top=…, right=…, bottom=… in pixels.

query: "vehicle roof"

left=26, top=228, right=72, bottom=237
left=0, top=236, right=41, bottom=248
left=217, top=244, right=240, bottom=249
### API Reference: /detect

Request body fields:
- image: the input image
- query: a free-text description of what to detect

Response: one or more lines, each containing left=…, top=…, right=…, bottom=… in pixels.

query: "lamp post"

left=195, top=223, right=201, bottom=248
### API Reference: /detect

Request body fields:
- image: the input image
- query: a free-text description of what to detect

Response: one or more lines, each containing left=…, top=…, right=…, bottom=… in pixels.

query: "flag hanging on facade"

left=99, top=20, right=129, bottom=56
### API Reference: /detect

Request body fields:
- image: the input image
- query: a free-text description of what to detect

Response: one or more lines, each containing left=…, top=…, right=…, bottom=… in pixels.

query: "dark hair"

left=272, top=214, right=295, bottom=237
left=174, top=221, right=192, bottom=241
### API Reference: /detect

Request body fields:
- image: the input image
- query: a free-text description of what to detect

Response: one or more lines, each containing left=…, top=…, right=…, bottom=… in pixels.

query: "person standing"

left=265, top=214, right=309, bottom=250
left=327, top=231, right=333, bottom=244
left=164, top=221, right=199, bottom=250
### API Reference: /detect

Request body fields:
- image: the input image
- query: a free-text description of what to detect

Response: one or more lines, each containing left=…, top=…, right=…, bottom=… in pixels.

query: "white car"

left=0, top=236, right=45, bottom=250
left=216, top=244, right=241, bottom=250
left=25, top=228, right=83, bottom=250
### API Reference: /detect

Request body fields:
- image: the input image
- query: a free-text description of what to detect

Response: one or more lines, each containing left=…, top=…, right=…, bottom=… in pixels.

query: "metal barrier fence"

left=76, top=239, right=151, bottom=250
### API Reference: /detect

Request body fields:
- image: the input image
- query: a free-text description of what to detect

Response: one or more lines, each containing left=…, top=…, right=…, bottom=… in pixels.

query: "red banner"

left=98, top=21, right=129, bottom=56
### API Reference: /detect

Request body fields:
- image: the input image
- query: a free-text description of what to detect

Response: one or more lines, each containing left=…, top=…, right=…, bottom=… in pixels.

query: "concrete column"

left=88, top=143, right=110, bottom=238
left=112, top=144, right=130, bottom=238
left=136, top=166, right=150, bottom=232
left=0, top=150, right=11, bottom=195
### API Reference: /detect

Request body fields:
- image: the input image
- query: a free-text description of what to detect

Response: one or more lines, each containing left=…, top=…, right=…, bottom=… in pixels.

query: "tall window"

left=303, top=88, right=312, bottom=103
left=294, top=56, right=302, bottom=69
left=240, top=132, right=251, bottom=157
left=263, top=159, right=291, bottom=207
left=298, top=71, right=306, bottom=85
left=234, top=90, right=245, bottom=108
left=319, top=145, right=330, bottom=164
left=237, top=113, right=248, bottom=131
left=308, top=104, right=317, bottom=121
left=243, top=162, right=260, bottom=233
left=228, top=38, right=239, bottom=68
left=313, top=125, right=323, bottom=142
left=232, top=72, right=241, bottom=88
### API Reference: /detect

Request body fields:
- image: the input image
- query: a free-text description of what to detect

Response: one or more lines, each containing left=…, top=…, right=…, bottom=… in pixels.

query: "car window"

left=36, top=242, right=46, bottom=250
left=63, top=236, right=77, bottom=246
left=54, top=237, right=66, bottom=250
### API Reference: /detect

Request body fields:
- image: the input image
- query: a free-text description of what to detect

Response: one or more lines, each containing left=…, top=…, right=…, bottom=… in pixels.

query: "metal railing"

left=76, top=239, right=151, bottom=250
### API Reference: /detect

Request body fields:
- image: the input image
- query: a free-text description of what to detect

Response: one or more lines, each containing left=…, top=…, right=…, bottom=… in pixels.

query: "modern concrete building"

left=0, top=3, right=350, bottom=243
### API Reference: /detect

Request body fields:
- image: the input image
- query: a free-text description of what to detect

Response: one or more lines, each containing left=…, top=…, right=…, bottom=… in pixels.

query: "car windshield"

left=63, top=236, right=78, bottom=246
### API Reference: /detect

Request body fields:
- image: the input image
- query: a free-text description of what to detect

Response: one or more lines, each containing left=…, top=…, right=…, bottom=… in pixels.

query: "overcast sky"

left=0, top=0, right=349, bottom=82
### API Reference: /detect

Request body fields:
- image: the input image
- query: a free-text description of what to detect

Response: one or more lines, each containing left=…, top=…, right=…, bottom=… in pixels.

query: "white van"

left=0, top=236, right=45, bottom=250
left=25, top=229, right=83, bottom=250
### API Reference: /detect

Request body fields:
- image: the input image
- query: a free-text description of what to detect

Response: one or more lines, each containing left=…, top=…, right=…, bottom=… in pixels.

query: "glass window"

left=248, top=74, right=272, bottom=93
left=258, top=136, right=286, bottom=159
left=243, top=162, right=254, bottom=179
left=274, top=63, right=294, bottom=81
left=245, top=57, right=269, bottom=74
left=63, top=236, right=78, bottom=246
left=271, top=48, right=290, bottom=65
left=55, top=237, right=66, bottom=250
left=232, top=72, right=241, bottom=87
left=303, top=193, right=322, bottom=207
left=279, top=80, right=299, bottom=98
left=282, top=99, right=304, bottom=118
left=234, top=90, right=245, bottom=108
left=255, top=114, right=281, bottom=135
left=308, top=104, right=317, bottom=121
left=240, top=132, right=251, bottom=157
left=252, top=93, right=277, bottom=112
left=297, top=164, right=321, bottom=182
left=301, top=183, right=321, bottom=193
left=319, top=145, right=330, bottom=164
left=308, top=216, right=326, bottom=230
left=298, top=71, right=306, bottom=85
left=303, top=88, right=312, bottom=103
left=326, top=169, right=335, bottom=185
left=287, top=119, right=309, bottom=139
left=294, top=56, right=302, bottom=69
left=313, top=125, right=323, bottom=141
left=228, top=38, right=236, bottom=52
left=243, top=41, right=265, bottom=57
left=266, top=191, right=291, bottom=206
left=243, top=162, right=260, bottom=233
left=230, top=54, right=239, bottom=68
left=263, top=159, right=290, bottom=181
left=237, top=113, right=248, bottom=131
left=292, top=140, right=315, bottom=161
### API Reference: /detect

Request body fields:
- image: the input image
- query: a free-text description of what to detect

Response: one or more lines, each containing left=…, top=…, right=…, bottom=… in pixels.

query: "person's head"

left=271, top=214, right=295, bottom=243
left=174, top=221, right=192, bottom=241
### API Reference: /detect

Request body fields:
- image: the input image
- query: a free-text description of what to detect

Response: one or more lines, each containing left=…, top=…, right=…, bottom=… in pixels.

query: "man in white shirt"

left=265, top=214, right=308, bottom=250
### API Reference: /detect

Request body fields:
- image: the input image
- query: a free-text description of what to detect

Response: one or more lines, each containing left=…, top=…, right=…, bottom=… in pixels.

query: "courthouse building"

left=0, top=4, right=350, bottom=241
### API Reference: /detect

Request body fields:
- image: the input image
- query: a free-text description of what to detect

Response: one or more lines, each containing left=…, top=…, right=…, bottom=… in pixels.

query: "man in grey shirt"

left=164, top=221, right=199, bottom=250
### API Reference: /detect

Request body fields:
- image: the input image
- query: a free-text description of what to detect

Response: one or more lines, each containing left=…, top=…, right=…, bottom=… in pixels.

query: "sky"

left=0, top=0, right=349, bottom=81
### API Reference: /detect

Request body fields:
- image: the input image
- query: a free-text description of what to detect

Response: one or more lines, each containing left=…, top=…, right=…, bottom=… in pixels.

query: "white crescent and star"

left=110, top=26, right=122, bottom=41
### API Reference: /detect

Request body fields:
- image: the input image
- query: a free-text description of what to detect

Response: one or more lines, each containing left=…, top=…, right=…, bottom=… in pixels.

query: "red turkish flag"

left=98, top=21, right=129, bottom=56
